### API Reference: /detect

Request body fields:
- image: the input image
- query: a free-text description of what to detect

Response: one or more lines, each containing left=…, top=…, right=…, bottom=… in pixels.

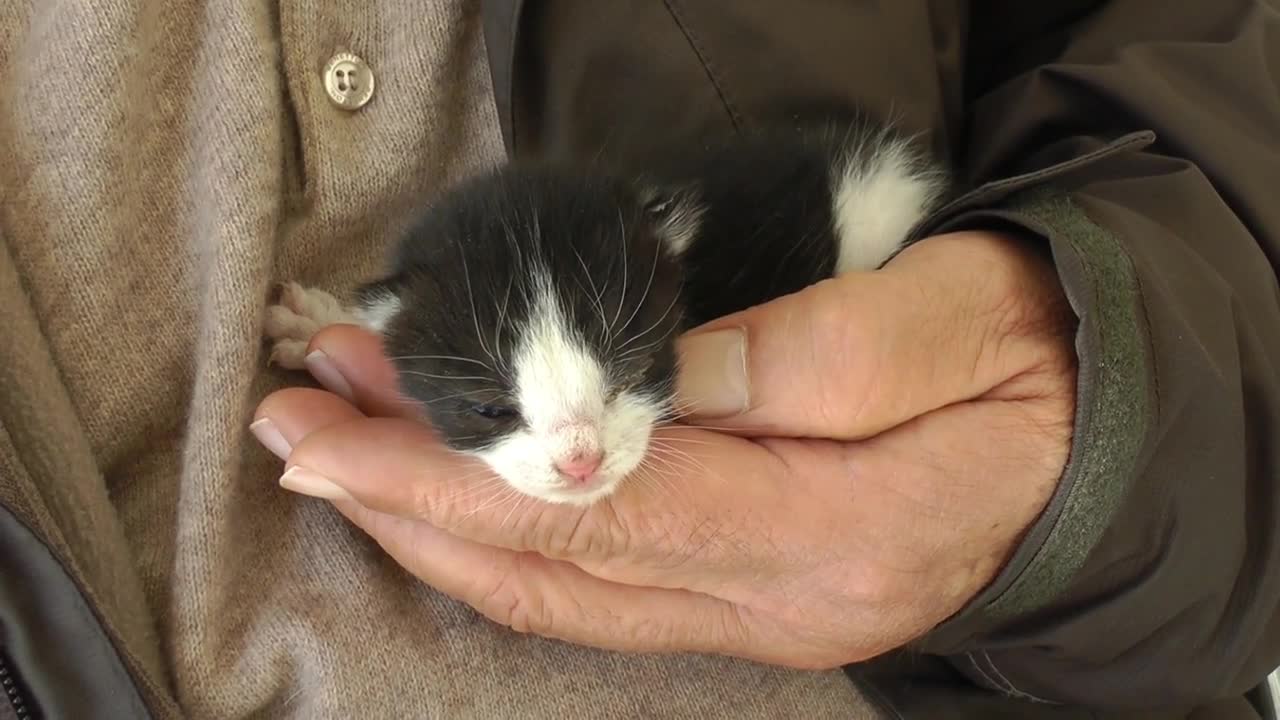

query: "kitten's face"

left=371, top=171, right=693, bottom=505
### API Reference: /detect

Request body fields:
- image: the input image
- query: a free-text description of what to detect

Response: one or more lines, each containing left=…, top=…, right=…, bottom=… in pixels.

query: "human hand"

left=251, top=230, right=1076, bottom=668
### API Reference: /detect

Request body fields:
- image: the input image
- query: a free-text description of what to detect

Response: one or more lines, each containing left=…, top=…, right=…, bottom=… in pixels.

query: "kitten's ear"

left=637, top=182, right=705, bottom=258
left=353, top=275, right=405, bottom=334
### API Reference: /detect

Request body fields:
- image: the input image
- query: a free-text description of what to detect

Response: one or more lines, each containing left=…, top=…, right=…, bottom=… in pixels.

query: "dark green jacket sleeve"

left=917, top=1, right=1280, bottom=708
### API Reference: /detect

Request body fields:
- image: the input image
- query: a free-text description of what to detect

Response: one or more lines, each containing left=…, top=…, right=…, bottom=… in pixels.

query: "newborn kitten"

left=265, top=119, right=951, bottom=505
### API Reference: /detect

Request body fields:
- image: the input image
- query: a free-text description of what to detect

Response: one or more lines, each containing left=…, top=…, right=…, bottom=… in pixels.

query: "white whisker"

left=572, top=245, right=610, bottom=344
left=459, top=245, right=500, bottom=369
left=385, top=354, right=495, bottom=372
left=608, top=206, right=629, bottom=336
left=410, top=389, right=506, bottom=405
left=615, top=289, right=680, bottom=352
left=439, top=476, right=510, bottom=505
left=493, top=274, right=515, bottom=368
left=649, top=435, right=718, bottom=447
left=647, top=444, right=718, bottom=481
left=460, top=487, right=520, bottom=524
left=616, top=228, right=664, bottom=341
left=499, top=493, right=529, bottom=531
left=399, top=370, right=495, bottom=383
left=632, top=459, right=689, bottom=504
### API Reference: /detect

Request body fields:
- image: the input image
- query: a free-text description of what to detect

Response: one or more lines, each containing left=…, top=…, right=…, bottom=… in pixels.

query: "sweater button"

left=322, top=52, right=375, bottom=111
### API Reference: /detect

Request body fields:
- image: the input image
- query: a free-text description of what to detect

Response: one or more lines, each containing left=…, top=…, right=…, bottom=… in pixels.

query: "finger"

left=329, top=500, right=752, bottom=659
left=675, top=231, right=1074, bottom=440
left=250, top=386, right=365, bottom=460
left=304, top=323, right=420, bottom=420
left=283, top=416, right=788, bottom=588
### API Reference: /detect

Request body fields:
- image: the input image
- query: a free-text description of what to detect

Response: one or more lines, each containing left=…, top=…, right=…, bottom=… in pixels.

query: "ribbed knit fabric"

left=0, top=1, right=878, bottom=717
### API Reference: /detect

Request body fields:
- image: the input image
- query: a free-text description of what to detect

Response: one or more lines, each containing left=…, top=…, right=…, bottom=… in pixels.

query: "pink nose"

left=555, top=450, right=603, bottom=483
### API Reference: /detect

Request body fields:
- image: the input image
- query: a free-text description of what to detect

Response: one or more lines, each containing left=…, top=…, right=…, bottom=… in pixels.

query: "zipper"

left=0, top=647, right=38, bottom=720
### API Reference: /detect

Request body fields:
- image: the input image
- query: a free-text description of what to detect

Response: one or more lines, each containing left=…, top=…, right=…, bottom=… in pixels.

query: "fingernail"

left=279, top=466, right=354, bottom=502
left=304, top=349, right=355, bottom=403
left=249, top=417, right=292, bottom=460
left=677, top=328, right=749, bottom=417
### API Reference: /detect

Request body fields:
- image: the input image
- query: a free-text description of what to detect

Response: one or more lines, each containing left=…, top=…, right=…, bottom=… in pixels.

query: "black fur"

left=636, top=124, right=848, bottom=323
left=358, top=119, right=951, bottom=451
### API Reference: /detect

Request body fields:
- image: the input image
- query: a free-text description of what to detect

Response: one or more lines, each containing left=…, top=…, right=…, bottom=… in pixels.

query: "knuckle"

left=616, top=597, right=737, bottom=654
left=973, top=242, right=1073, bottom=343
left=843, top=555, right=916, bottom=610
left=808, top=384, right=855, bottom=433
left=409, top=470, right=503, bottom=530
left=809, top=279, right=863, bottom=358
left=410, top=483, right=445, bottom=524
left=975, top=285, right=1032, bottom=369
left=618, top=613, right=677, bottom=648
left=411, top=479, right=472, bottom=530
left=474, top=557, right=553, bottom=635
left=711, top=602, right=754, bottom=653
left=806, top=281, right=880, bottom=432
left=977, top=278, right=1077, bottom=385
left=543, top=502, right=632, bottom=562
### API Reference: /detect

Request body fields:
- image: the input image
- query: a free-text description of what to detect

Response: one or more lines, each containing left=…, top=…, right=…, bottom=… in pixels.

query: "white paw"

left=264, top=282, right=357, bottom=369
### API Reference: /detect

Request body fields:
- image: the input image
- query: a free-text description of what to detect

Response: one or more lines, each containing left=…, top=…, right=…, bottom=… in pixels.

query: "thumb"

left=673, top=231, right=1072, bottom=439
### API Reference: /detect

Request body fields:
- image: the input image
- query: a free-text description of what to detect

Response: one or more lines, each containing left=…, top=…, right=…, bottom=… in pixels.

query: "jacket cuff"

left=915, top=186, right=1156, bottom=654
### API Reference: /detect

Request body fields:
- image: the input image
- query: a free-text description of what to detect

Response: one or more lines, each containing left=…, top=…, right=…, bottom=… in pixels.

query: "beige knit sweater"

left=0, top=1, right=877, bottom=717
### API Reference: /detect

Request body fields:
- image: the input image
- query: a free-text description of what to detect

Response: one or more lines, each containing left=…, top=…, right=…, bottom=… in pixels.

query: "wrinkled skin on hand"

left=253, top=231, right=1076, bottom=669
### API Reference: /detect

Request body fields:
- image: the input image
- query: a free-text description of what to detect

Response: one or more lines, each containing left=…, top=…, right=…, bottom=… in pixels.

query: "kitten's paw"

left=264, top=282, right=356, bottom=369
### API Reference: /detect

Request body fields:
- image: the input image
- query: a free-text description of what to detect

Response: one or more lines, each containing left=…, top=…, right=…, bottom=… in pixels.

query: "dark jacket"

left=481, top=0, right=1280, bottom=717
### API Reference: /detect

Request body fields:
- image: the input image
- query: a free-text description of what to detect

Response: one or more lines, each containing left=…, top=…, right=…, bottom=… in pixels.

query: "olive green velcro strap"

left=919, top=186, right=1156, bottom=646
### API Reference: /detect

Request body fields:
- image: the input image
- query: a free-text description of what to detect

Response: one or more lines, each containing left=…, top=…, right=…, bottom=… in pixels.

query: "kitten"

left=264, top=118, right=951, bottom=505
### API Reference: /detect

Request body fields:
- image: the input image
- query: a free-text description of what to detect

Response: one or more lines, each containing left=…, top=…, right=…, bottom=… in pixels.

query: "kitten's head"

left=360, top=167, right=703, bottom=505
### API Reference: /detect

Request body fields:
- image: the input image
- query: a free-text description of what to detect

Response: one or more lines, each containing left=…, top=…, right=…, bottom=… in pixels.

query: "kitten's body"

left=265, top=118, right=952, bottom=505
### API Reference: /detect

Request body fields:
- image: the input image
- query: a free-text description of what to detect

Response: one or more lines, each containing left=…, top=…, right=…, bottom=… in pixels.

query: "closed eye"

left=472, top=403, right=519, bottom=421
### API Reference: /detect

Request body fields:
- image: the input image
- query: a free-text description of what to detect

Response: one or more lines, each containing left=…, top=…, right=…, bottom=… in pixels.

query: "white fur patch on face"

left=475, top=273, right=663, bottom=505
left=831, top=134, right=947, bottom=274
